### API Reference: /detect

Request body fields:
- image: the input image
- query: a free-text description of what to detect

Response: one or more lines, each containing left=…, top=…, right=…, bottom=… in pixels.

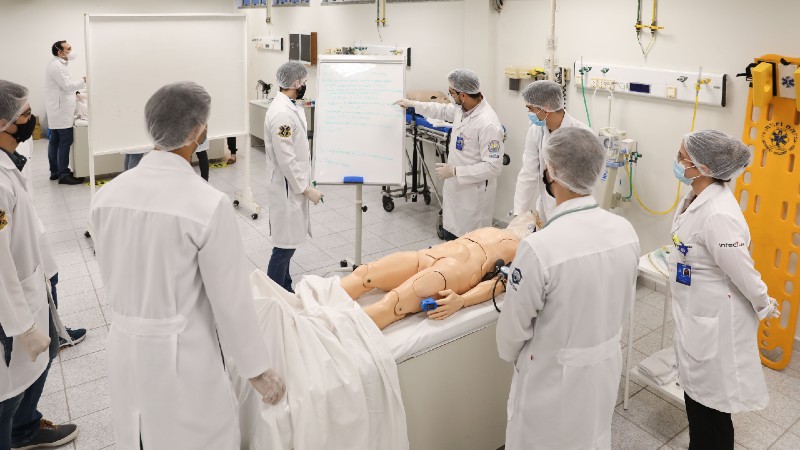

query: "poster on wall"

left=322, top=0, right=375, bottom=5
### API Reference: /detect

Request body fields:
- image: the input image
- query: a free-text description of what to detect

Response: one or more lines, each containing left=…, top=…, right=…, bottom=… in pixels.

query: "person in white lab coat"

left=512, top=80, right=591, bottom=226
left=396, top=69, right=505, bottom=240
left=90, top=82, right=285, bottom=450
left=0, top=80, right=79, bottom=449
left=44, top=41, right=85, bottom=185
left=497, top=127, right=640, bottom=450
left=264, top=61, right=323, bottom=292
left=669, top=130, right=778, bottom=449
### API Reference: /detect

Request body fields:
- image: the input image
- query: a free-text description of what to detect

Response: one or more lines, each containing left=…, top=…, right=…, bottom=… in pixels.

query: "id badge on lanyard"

left=672, top=234, right=692, bottom=286
left=455, top=134, right=464, bottom=151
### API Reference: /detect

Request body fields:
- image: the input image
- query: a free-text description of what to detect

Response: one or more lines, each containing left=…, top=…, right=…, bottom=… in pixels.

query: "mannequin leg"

left=364, top=258, right=463, bottom=329
left=340, top=251, right=420, bottom=299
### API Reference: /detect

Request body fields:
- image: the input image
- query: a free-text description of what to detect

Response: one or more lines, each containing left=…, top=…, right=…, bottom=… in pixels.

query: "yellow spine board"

left=735, top=54, right=800, bottom=370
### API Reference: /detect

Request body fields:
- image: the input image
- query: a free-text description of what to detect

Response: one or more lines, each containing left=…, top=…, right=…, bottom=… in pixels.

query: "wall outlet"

left=253, top=36, right=283, bottom=51
left=592, top=78, right=617, bottom=90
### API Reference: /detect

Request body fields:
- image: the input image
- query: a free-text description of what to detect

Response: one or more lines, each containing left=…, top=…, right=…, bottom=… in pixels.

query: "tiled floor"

left=23, top=139, right=800, bottom=449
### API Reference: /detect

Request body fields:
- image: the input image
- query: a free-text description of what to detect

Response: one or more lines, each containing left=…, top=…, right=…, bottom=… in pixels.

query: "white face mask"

left=66, top=49, right=78, bottom=61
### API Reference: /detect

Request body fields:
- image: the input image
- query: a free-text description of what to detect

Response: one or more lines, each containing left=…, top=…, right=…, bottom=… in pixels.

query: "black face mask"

left=543, top=168, right=555, bottom=198
left=10, top=115, right=36, bottom=144
left=7, top=150, right=28, bottom=172
left=296, top=84, right=307, bottom=100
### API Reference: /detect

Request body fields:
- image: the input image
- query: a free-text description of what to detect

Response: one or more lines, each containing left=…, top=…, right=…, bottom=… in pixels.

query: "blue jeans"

left=47, top=128, right=74, bottom=179
left=267, top=247, right=296, bottom=293
left=0, top=310, right=58, bottom=449
left=124, top=153, right=145, bottom=171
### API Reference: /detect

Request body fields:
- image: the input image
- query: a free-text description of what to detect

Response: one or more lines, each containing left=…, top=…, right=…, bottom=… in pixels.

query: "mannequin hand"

left=427, top=290, right=465, bottom=320
left=394, top=99, right=414, bottom=108
left=435, top=163, right=456, bottom=180
left=303, top=187, right=324, bottom=205
left=18, top=325, right=51, bottom=362
left=249, top=369, right=286, bottom=405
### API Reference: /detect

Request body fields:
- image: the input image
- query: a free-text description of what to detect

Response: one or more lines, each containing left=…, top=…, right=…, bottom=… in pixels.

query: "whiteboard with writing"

left=313, top=55, right=405, bottom=185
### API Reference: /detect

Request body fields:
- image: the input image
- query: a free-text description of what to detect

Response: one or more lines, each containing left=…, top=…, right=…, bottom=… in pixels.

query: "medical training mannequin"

left=340, top=216, right=535, bottom=329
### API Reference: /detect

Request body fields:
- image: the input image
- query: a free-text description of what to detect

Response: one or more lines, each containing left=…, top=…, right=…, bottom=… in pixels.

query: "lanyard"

left=542, top=204, right=598, bottom=229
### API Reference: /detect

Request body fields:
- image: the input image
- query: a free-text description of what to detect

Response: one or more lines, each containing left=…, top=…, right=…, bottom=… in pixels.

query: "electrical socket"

left=591, top=78, right=616, bottom=90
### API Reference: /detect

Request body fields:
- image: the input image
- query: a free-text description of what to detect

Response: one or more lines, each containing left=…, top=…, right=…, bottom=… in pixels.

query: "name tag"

left=676, top=263, right=692, bottom=286
left=455, top=135, right=464, bottom=151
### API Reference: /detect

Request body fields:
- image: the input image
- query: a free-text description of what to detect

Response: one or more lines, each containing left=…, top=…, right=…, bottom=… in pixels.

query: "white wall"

left=0, top=0, right=237, bottom=126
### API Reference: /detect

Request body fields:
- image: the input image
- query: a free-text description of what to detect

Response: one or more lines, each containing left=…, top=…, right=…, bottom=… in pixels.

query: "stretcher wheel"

left=423, top=193, right=431, bottom=205
left=233, top=200, right=240, bottom=207
left=503, top=154, right=511, bottom=166
left=382, top=197, right=395, bottom=212
left=84, top=231, right=91, bottom=239
left=251, top=213, right=258, bottom=220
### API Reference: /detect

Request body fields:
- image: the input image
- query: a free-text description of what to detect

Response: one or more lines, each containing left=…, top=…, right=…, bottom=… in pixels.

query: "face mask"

left=543, top=168, right=555, bottom=198
left=529, top=112, right=545, bottom=127
left=10, top=115, right=36, bottom=144
left=673, top=158, right=697, bottom=185
left=296, top=84, right=307, bottom=100
left=7, top=150, right=28, bottom=172
left=66, top=49, right=78, bottom=61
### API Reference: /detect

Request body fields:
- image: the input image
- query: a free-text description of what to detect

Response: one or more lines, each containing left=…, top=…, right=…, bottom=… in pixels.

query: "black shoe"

left=59, top=328, right=87, bottom=348
left=49, top=174, right=58, bottom=180
left=58, top=175, right=84, bottom=185
left=11, top=419, right=78, bottom=450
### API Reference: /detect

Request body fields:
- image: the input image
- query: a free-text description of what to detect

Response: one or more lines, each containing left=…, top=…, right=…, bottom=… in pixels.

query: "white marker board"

left=85, top=14, right=248, bottom=156
left=313, top=55, right=405, bottom=185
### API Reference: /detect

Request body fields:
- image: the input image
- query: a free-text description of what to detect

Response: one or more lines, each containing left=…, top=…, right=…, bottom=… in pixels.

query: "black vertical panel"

left=300, top=34, right=310, bottom=63
left=289, top=34, right=300, bottom=61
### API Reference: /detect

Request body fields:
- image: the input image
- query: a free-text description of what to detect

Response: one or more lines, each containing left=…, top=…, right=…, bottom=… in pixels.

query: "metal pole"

left=355, top=185, right=363, bottom=266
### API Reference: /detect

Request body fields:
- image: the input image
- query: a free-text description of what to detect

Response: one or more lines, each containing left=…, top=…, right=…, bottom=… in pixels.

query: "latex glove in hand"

left=18, top=325, right=51, bottom=362
left=394, top=99, right=414, bottom=109
left=435, top=163, right=456, bottom=180
left=760, top=298, right=781, bottom=320
left=303, top=187, right=324, bottom=205
left=427, top=289, right=465, bottom=321
left=249, top=369, right=286, bottom=405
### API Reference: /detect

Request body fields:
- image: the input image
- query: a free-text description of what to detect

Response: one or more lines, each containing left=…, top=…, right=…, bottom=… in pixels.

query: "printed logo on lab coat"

left=278, top=125, right=293, bottom=138
left=718, top=241, right=746, bottom=248
left=488, top=140, right=501, bottom=158
left=510, top=267, right=523, bottom=290
left=761, top=122, right=797, bottom=156
left=0, top=209, right=7, bottom=230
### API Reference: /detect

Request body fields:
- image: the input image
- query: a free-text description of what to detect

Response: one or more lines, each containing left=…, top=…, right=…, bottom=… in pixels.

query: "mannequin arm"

left=427, top=277, right=506, bottom=320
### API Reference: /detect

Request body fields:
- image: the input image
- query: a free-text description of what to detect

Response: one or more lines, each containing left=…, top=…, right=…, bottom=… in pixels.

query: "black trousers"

left=684, top=392, right=734, bottom=450
left=226, top=136, right=237, bottom=155
left=197, top=151, right=209, bottom=181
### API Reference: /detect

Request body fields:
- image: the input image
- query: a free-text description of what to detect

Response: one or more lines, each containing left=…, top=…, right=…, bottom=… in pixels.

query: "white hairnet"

left=276, top=61, right=308, bottom=89
left=0, top=80, right=29, bottom=133
left=683, top=130, right=753, bottom=180
left=447, top=69, right=481, bottom=95
left=145, top=82, right=211, bottom=151
left=544, top=127, right=605, bottom=195
left=522, top=80, right=564, bottom=112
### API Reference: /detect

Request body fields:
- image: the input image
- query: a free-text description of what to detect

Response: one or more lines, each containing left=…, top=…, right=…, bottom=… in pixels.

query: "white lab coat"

left=0, top=151, right=50, bottom=402
left=497, top=196, right=640, bottom=449
left=44, top=58, right=85, bottom=130
left=265, top=92, right=311, bottom=248
left=411, top=99, right=505, bottom=237
left=668, top=183, right=770, bottom=413
left=90, top=150, right=270, bottom=450
left=512, top=112, right=591, bottom=221
left=15, top=139, right=58, bottom=279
